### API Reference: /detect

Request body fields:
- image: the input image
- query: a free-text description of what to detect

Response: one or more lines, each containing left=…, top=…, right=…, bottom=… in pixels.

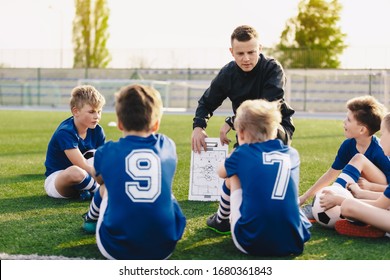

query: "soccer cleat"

left=79, top=190, right=93, bottom=201
left=206, top=213, right=231, bottom=235
left=335, top=219, right=386, bottom=238
left=82, top=213, right=97, bottom=234
left=301, top=204, right=316, bottom=222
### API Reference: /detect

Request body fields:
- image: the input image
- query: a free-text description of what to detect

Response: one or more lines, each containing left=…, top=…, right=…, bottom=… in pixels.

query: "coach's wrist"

left=225, top=116, right=235, bottom=129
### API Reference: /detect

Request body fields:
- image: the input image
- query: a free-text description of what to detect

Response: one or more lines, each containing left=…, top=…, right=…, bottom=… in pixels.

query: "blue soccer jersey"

left=94, top=134, right=186, bottom=260
left=44, top=116, right=105, bottom=177
left=331, top=136, right=390, bottom=182
left=225, top=139, right=311, bottom=256
left=384, top=185, right=390, bottom=199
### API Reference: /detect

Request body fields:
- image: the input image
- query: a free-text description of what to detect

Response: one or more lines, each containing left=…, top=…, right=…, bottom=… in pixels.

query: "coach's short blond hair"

left=234, top=99, right=281, bottom=142
left=70, top=85, right=106, bottom=110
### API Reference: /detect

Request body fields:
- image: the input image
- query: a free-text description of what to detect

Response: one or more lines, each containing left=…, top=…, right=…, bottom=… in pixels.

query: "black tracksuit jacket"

left=192, top=53, right=295, bottom=139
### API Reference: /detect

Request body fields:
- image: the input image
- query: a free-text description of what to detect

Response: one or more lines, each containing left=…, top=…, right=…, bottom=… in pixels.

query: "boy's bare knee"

left=340, top=198, right=358, bottom=218
left=66, top=165, right=87, bottom=183
left=224, top=179, right=231, bottom=189
left=349, top=153, right=369, bottom=170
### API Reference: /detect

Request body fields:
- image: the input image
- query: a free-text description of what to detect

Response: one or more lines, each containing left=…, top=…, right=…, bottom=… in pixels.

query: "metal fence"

left=0, top=68, right=389, bottom=112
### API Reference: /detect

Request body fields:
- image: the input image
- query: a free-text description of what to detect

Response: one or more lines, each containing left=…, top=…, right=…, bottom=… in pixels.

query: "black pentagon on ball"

left=83, top=151, right=95, bottom=159
left=317, top=211, right=331, bottom=224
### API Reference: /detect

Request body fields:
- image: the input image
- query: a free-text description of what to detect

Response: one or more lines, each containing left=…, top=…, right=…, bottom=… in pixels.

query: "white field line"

left=0, top=253, right=92, bottom=260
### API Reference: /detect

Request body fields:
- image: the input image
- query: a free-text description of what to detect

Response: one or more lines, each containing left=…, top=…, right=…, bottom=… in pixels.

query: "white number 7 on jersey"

left=262, top=151, right=291, bottom=200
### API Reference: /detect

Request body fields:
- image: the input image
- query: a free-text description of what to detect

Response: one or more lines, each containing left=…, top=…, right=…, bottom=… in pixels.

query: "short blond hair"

left=69, top=85, right=106, bottom=110
left=234, top=99, right=281, bottom=142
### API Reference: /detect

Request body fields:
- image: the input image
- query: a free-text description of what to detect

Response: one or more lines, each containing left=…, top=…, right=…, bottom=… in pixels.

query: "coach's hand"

left=192, top=127, right=208, bottom=154
left=219, top=123, right=232, bottom=146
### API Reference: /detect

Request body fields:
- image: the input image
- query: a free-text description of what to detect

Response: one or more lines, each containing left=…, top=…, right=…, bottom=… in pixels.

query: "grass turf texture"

left=0, top=110, right=389, bottom=260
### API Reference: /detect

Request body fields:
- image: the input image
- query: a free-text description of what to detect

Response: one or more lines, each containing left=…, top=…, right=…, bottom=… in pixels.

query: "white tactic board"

left=188, top=138, right=228, bottom=201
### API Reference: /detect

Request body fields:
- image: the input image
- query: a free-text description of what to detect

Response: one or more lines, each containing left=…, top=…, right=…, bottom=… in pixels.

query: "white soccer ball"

left=83, top=149, right=96, bottom=166
left=311, top=185, right=353, bottom=228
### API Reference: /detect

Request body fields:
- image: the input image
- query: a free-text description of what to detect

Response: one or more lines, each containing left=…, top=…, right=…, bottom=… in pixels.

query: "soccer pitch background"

left=0, top=109, right=389, bottom=260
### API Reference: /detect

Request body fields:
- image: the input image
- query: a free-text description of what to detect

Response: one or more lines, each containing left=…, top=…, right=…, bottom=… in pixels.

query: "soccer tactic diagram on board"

left=189, top=138, right=228, bottom=201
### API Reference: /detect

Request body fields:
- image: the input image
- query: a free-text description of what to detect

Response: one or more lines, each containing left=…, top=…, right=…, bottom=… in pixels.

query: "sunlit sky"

left=0, top=0, right=390, bottom=68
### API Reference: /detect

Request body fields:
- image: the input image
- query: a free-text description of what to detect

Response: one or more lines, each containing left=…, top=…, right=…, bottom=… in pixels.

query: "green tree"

left=274, top=0, right=347, bottom=68
left=72, top=0, right=111, bottom=68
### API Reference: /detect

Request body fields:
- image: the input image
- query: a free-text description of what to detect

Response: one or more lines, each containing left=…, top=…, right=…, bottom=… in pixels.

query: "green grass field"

left=0, top=109, right=389, bottom=260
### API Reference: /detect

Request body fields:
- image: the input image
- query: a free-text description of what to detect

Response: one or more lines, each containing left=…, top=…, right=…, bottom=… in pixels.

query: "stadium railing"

left=0, top=68, right=389, bottom=113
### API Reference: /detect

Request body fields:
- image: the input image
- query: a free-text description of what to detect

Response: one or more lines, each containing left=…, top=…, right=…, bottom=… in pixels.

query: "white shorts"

left=44, top=171, right=66, bottom=199
left=230, top=188, right=248, bottom=254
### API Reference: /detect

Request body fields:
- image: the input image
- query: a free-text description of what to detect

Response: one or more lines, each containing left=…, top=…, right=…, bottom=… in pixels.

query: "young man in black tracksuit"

left=192, top=25, right=295, bottom=154
left=191, top=25, right=296, bottom=234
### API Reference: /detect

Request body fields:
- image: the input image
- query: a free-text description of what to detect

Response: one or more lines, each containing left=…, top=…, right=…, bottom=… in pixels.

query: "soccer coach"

left=191, top=25, right=295, bottom=153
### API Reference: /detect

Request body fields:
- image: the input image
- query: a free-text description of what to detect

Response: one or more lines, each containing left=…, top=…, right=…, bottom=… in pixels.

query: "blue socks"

left=333, top=164, right=361, bottom=188
left=217, top=182, right=230, bottom=222
left=86, top=188, right=102, bottom=221
left=73, top=173, right=99, bottom=193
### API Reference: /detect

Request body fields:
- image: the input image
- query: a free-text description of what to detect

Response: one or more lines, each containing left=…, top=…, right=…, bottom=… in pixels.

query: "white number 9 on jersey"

left=125, top=149, right=161, bottom=203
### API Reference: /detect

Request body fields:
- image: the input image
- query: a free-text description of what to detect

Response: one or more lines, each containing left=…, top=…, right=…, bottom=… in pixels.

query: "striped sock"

left=333, top=164, right=361, bottom=188
left=217, top=182, right=230, bottom=222
left=86, top=189, right=102, bottom=221
left=73, top=173, right=98, bottom=193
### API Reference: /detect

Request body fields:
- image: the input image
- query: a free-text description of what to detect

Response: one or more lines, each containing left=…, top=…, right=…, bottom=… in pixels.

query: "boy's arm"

left=363, top=193, right=390, bottom=209
left=357, top=178, right=387, bottom=192
left=348, top=183, right=382, bottom=200
left=299, top=167, right=341, bottom=205
left=64, top=148, right=94, bottom=176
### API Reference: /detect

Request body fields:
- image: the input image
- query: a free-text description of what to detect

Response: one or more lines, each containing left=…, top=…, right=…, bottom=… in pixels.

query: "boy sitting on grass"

left=208, top=99, right=311, bottom=256
left=319, top=112, right=390, bottom=238
left=82, top=84, right=186, bottom=260
left=299, top=95, right=389, bottom=219
left=44, top=85, right=105, bottom=200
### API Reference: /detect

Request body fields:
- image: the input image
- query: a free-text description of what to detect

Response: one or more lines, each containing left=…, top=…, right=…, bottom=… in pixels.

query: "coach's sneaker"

left=206, top=213, right=231, bottom=235
left=335, top=220, right=386, bottom=238
left=82, top=213, right=97, bottom=234
left=301, top=204, right=315, bottom=222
